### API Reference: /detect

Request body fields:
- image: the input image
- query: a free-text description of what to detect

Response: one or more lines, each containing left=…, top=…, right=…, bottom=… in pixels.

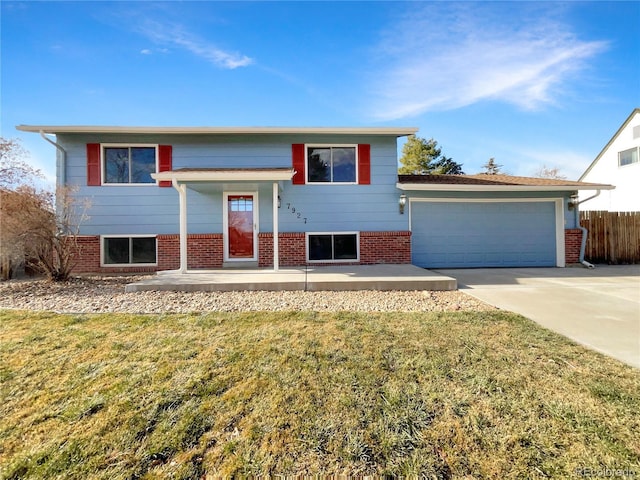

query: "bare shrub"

left=1, top=185, right=89, bottom=281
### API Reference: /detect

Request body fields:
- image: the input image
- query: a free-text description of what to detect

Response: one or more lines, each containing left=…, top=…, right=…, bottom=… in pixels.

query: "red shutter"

left=86, top=143, right=101, bottom=186
left=158, top=145, right=172, bottom=187
left=358, top=144, right=371, bottom=185
left=292, top=144, right=306, bottom=185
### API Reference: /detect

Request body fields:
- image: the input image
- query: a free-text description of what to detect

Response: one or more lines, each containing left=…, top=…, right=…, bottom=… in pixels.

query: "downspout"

left=571, top=190, right=601, bottom=269
left=39, top=131, right=66, bottom=187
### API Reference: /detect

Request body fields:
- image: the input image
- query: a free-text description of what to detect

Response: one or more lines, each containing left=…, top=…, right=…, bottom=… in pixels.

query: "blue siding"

left=411, top=201, right=557, bottom=268
left=58, top=133, right=406, bottom=236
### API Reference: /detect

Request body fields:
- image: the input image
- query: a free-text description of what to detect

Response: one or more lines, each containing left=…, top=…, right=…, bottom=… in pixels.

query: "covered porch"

left=124, top=264, right=457, bottom=292
left=152, top=167, right=295, bottom=273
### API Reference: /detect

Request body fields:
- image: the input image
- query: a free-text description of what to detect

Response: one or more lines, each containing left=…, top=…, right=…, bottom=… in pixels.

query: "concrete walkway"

left=125, top=264, right=456, bottom=293
left=438, top=265, right=640, bottom=368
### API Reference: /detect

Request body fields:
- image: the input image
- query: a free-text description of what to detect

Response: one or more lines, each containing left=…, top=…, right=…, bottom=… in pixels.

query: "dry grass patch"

left=1, top=309, right=638, bottom=478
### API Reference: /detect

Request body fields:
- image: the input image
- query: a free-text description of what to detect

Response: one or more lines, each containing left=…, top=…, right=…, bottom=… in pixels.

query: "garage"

left=397, top=173, right=617, bottom=269
left=410, top=200, right=560, bottom=268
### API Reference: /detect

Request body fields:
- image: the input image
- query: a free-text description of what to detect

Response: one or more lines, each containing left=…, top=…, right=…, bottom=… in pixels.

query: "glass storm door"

left=226, top=194, right=256, bottom=260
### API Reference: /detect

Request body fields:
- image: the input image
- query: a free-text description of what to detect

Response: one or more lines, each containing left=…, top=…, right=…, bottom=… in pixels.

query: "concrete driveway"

left=437, top=265, right=640, bottom=368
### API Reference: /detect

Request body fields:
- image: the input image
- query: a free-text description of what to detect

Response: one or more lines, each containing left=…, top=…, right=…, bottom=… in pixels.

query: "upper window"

left=619, top=147, right=639, bottom=167
left=307, top=146, right=356, bottom=183
left=104, top=145, right=157, bottom=184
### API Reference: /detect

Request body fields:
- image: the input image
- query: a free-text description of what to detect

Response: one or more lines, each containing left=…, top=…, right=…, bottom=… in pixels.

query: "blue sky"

left=2, top=1, right=638, bottom=183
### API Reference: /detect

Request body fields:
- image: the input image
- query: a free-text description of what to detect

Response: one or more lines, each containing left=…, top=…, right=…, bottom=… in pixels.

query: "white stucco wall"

left=579, top=110, right=640, bottom=212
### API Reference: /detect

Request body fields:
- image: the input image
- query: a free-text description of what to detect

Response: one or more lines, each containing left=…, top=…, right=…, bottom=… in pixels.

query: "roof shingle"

left=398, top=174, right=611, bottom=188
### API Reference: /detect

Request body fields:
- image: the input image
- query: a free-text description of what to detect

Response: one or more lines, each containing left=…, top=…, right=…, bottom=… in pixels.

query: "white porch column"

left=272, top=182, right=279, bottom=271
left=173, top=180, right=188, bottom=273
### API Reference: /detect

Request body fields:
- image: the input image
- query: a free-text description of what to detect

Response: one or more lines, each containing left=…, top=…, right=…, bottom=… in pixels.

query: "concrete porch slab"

left=124, top=264, right=457, bottom=292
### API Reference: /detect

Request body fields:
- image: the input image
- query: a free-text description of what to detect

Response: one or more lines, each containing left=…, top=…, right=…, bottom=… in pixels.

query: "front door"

left=224, top=193, right=258, bottom=262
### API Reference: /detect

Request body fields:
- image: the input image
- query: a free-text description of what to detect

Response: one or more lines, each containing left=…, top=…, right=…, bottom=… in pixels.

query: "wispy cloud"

left=135, top=19, right=252, bottom=69
left=368, top=3, right=607, bottom=120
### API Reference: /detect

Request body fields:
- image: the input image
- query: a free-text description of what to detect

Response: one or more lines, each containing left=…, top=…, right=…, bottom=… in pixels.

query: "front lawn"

left=1, top=309, right=638, bottom=478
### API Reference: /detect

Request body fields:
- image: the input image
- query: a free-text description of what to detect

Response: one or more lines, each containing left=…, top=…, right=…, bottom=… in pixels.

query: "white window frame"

left=101, top=143, right=159, bottom=186
left=305, top=144, right=358, bottom=185
left=100, top=234, right=158, bottom=267
left=306, top=231, right=360, bottom=263
left=618, top=147, right=639, bottom=168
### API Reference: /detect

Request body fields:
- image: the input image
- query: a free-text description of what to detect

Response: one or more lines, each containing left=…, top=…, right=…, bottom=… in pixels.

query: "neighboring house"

left=17, top=125, right=612, bottom=271
left=579, top=108, right=640, bottom=211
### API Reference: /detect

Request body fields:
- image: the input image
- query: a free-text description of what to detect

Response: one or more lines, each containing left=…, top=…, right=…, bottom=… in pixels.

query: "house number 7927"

left=285, top=202, right=307, bottom=223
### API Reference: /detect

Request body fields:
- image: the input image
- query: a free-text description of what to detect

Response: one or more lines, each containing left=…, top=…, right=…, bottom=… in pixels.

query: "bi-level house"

left=17, top=125, right=612, bottom=272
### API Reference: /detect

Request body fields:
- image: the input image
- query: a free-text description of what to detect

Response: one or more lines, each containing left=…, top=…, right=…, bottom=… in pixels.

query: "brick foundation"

left=258, top=231, right=411, bottom=267
left=73, top=234, right=223, bottom=274
left=360, top=231, right=411, bottom=264
left=187, top=234, right=223, bottom=269
left=277, top=232, right=307, bottom=266
left=71, top=231, right=412, bottom=273
left=73, top=230, right=583, bottom=272
left=565, top=228, right=583, bottom=264
left=73, top=236, right=101, bottom=273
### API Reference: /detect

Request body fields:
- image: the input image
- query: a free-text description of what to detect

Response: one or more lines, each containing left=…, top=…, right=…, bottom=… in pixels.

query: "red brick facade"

left=74, top=236, right=101, bottom=273
left=277, top=232, right=307, bottom=266
left=565, top=228, right=583, bottom=264
left=186, top=234, right=223, bottom=269
left=71, top=231, right=412, bottom=273
left=257, top=232, right=308, bottom=267
left=73, top=233, right=224, bottom=273
left=360, top=231, right=411, bottom=264
left=73, top=229, right=579, bottom=273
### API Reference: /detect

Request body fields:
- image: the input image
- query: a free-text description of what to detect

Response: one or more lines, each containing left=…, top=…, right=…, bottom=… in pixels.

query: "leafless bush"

left=1, top=184, right=90, bottom=281
left=1, top=136, right=90, bottom=281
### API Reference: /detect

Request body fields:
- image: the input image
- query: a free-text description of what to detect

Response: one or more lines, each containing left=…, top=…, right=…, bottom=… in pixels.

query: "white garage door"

left=411, top=201, right=559, bottom=268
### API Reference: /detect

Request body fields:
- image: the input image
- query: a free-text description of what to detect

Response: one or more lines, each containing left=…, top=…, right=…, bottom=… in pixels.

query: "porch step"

left=124, top=265, right=457, bottom=293
left=222, top=261, right=259, bottom=269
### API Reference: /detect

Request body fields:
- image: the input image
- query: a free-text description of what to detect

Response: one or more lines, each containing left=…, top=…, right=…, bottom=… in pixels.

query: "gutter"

left=396, top=182, right=615, bottom=192
left=19, top=125, right=419, bottom=137
left=39, top=130, right=66, bottom=187
left=570, top=190, right=602, bottom=269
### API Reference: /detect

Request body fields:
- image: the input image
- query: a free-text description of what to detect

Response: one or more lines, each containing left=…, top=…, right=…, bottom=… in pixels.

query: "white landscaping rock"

left=0, top=276, right=495, bottom=314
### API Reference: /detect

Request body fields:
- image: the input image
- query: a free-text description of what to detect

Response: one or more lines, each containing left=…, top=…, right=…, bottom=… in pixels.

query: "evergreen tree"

left=431, top=156, right=464, bottom=175
left=398, top=135, right=464, bottom=175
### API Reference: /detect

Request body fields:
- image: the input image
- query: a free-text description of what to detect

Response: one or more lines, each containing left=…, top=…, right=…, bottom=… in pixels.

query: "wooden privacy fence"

left=580, top=211, right=640, bottom=264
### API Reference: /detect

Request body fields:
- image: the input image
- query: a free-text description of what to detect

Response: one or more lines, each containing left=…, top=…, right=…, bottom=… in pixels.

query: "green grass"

left=1, top=309, right=638, bottom=479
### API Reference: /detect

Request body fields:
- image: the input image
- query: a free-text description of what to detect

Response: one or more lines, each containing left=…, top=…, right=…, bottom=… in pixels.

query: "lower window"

left=103, top=236, right=157, bottom=266
left=307, top=232, right=359, bottom=262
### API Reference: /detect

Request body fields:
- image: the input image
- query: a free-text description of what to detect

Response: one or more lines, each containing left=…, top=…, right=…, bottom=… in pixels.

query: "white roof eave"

left=16, top=125, right=418, bottom=137
left=396, top=183, right=616, bottom=192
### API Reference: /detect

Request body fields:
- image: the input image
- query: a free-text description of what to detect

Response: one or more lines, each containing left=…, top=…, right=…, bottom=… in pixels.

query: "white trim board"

left=18, top=125, right=419, bottom=136
left=397, top=183, right=613, bottom=192
left=153, top=169, right=294, bottom=182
